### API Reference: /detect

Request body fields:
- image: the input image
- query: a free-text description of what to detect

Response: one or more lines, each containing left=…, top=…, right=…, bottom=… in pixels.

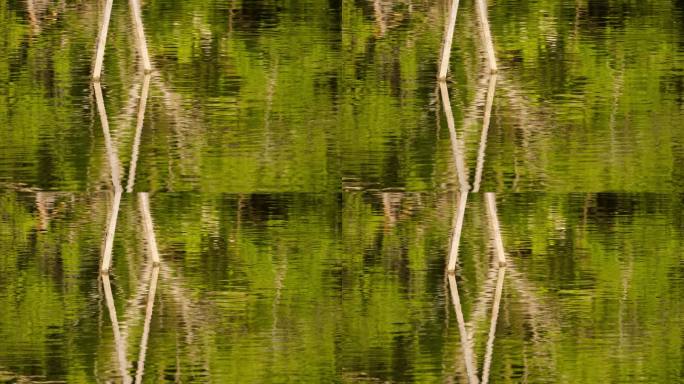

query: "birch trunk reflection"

left=475, top=0, right=497, bottom=72
left=139, top=192, right=160, bottom=264
left=135, top=266, right=160, bottom=384
left=127, top=74, right=152, bottom=193
left=472, top=74, right=497, bottom=192
left=485, top=193, right=506, bottom=266
left=95, top=82, right=123, bottom=272
left=480, top=266, right=505, bottom=384
left=92, top=0, right=114, bottom=80
left=440, top=81, right=470, bottom=272
left=447, top=274, right=479, bottom=384
left=129, top=0, right=152, bottom=73
left=102, top=274, right=132, bottom=384
left=438, top=0, right=461, bottom=80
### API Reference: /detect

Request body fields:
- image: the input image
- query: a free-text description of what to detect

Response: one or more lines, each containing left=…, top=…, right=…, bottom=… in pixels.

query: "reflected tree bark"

left=102, top=273, right=133, bottom=384
left=484, top=193, right=506, bottom=266
left=438, top=0, right=461, bottom=80
left=480, top=266, right=505, bottom=384
left=440, top=81, right=470, bottom=272
left=134, top=266, right=160, bottom=384
left=95, top=82, right=123, bottom=272
left=92, top=0, right=114, bottom=80
left=447, top=274, right=480, bottom=384
left=373, top=0, right=387, bottom=36
left=139, top=192, right=160, bottom=264
left=474, top=0, right=497, bottom=72
left=127, top=74, right=152, bottom=192
left=472, top=74, right=497, bottom=192
left=129, top=0, right=152, bottom=72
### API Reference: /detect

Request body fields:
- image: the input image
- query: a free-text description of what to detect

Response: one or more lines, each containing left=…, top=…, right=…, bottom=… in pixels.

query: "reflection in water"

left=102, top=273, right=132, bottom=384
left=480, top=266, right=505, bottom=384
left=134, top=266, right=160, bottom=384
left=438, top=0, right=461, bottom=80
left=1, top=1, right=683, bottom=382
left=139, top=192, right=160, bottom=264
left=102, top=264, right=160, bottom=384
left=0, top=190, right=681, bottom=382
left=92, top=0, right=113, bottom=80
left=442, top=72, right=499, bottom=271
left=440, top=0, right=497, bottom=79
left=129, top=0, right=152, bottom=73
left=94, top=68, right=152, bottom=271
left=442, top=37, right=507, bottom=377
left=475, top=0, right=498, bottom=73
left=472, top=74, right=498, bottom=193
left=447, top=273, right=479, bottom=383
left=484, top=192, right=506, bottom=266
left=440, top=81, right=468, bottom=272
left=448, top=265, right=506, bottom=384
left=127, top=75, right=152, bottom=193
left=94, top=16, right=160, bottom=377
left=94, top=82, right=123, bottom=272
left=447, top=193, right=507, bottom=384
left=93, top=0, right=151, bottom=79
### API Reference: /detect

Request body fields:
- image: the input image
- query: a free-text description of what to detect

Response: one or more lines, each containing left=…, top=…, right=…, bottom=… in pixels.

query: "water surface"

left=0, top=0, right=682, bottom=382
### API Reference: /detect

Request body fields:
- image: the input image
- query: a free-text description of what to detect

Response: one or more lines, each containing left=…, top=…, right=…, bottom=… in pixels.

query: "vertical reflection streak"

left=92, top=0, right=114, bottom=80
left=448, top=274, right=480, bottom=384
left=128, top=0, right=152, bottom=72
left=134, top=266, right=160, bottom=384
left=473, top=74, right=498, bottom=192
left=101, top=190, right=122, bottom=272
left=440, top=82, right=469, bottom=189
left=448, top=192, right=469, bottom=272
left=95, top=82, right=123, bottom=272
left=475, top=0, right=498, bottom=72
left=438, top=0, right=461, bottom=80
left=441, top=82, right=470, bottom=272
left=102, top=274, right=132, bottom=384
left=94, top=83, right=122, bottom=188
left=480, top=267, right=505, bottom=384
left=485, top=193, right=506, bottom=266
left=127, top=74, right=152, bottom=193
left=139, top=192, right=160, bottom=264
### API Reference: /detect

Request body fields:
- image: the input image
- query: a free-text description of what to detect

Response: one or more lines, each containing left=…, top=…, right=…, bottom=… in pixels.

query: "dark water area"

left=0, top=0, right=682, bottom=383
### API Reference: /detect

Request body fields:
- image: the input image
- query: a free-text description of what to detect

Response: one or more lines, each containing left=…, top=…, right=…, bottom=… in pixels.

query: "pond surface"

left=0, top=0, right=682, bottom=383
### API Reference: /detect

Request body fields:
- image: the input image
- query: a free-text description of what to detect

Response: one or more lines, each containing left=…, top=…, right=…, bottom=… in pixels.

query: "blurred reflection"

left=447, top=196, right=506, bottom=384
left=93, top=0, right=151, bottom=80
left=440, top=81, right=469, bottom=272
left=447, top=273, right=479, bottom=383
left=473, top=74, right=497, bottom=193
left=101, top=264, right=160, bottom=384
left=94, top=82, right=123, bottom=272
left=441, top=72, right=499, bottom=271
left=442, top=66, right=507, bottom=382
left=127, top=75, right=152, bottom=193
left=134, top=265, right=160, bottom=384
left=94, top=69, right=153, bottom=271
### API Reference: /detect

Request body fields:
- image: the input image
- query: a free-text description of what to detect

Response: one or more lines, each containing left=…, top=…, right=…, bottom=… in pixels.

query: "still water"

left=0, top=0, right=682, bottom=382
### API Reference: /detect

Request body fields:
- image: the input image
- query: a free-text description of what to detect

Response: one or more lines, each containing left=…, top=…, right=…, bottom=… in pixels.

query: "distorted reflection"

left=94, top=72, right=152, bottom=271
left=441, top=71, right=498, bottom=271
left=102, top=273, right=132, bottom=384
left=99, top=190, right=162, bottom=382
left=441, top=45, right=507, bottom=380
left=93, top=0, right=151, bottom=80
left=94, top=82, right=123, bottom=272
left=472, top=74, right=498, bottom=193
left=102, top=263, right=160, bottom=384
left=440, top=81, right=469, bottom=272
left=447, top=191, right=506, bottom=384
left=127, top=75, right=152, bottom=193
